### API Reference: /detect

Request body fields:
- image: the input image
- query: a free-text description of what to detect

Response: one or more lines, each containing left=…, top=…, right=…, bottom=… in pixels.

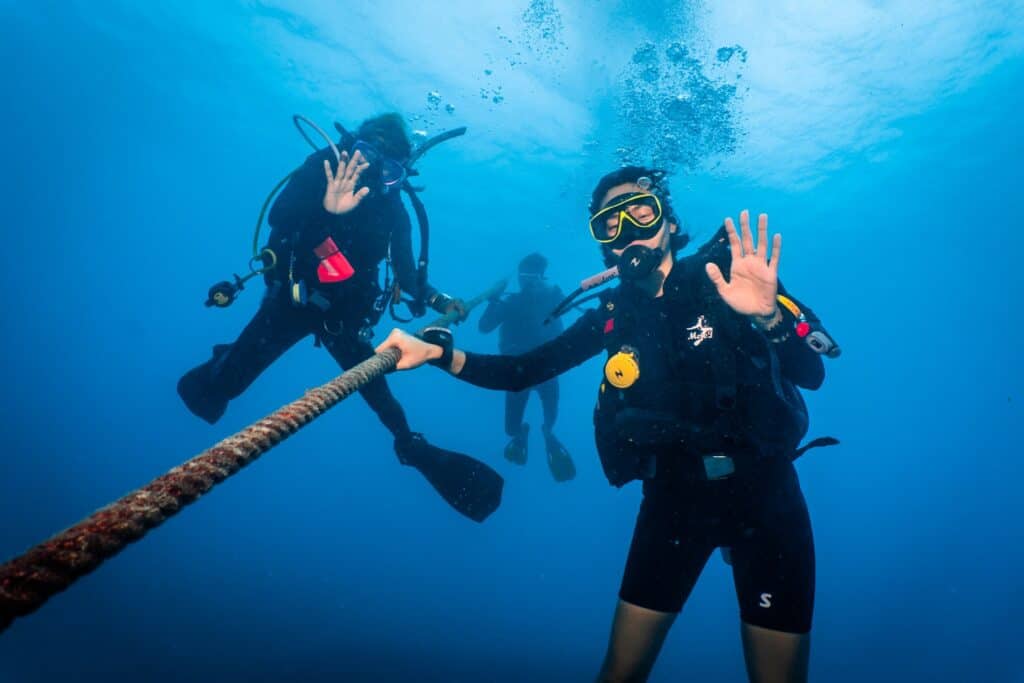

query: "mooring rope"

left=0, top=280, right=505, bottom=634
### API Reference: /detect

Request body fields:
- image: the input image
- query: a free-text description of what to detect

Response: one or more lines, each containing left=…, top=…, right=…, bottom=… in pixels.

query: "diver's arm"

left=453, top=308, right=605, bottom=391
left=390, top=203, right=424, bottom=294
left=477, top=298, right=506, bottom=333
left=758, top=282, right=826, bottom=390
left=389, top=204, right=466, bottom=316
left=377, top=308, right=605, bottom=391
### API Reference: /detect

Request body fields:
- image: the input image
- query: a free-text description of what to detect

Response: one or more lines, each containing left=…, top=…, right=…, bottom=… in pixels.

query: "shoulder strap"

left=701, top=269, right=739, bottom=411
left=597, top=286, right=627, bottom=352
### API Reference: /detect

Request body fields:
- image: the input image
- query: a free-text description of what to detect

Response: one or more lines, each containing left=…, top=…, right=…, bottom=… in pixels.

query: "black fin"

left=544, top=432, right=576, bottom=483
left=396, top=434, right=504, bottom=522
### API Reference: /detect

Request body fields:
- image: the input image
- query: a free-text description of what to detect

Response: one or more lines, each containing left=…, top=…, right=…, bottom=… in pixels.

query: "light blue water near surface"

left=1, top=2, right=1022, bottom=681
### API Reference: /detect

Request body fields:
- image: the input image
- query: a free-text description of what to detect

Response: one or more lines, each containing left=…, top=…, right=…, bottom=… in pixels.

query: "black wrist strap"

left=427, top=292, right=454, bottom=314
left=418, top=327, right=454, bottom=368
left=756, top=306, right=793, bottom=343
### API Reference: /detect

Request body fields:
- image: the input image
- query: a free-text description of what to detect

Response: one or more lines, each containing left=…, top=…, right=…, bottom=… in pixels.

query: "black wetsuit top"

left=265, top=145, right=436, bottom=320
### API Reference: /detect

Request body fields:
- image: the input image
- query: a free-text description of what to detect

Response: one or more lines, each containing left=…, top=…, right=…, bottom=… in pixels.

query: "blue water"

left=2, top=2, right=1022, bottom=681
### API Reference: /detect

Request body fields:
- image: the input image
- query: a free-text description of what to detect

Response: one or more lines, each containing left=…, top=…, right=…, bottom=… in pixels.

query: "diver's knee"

left=740, top=622, right=810, bottom=683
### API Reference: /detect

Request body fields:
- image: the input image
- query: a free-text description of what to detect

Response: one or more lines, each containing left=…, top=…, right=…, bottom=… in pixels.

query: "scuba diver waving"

left=377, top=166, right=840, bottom=680
left=478, top=253, right=576, bottom=481
left=177, top=113, right=503, bottom=523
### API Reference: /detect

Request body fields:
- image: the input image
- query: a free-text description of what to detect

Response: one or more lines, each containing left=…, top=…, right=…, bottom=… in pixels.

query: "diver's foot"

left=543, top=429, right=576, bottom=482
left=503, top=424, right=529, bottom=465
left=177, top=365, right=227, bottom=424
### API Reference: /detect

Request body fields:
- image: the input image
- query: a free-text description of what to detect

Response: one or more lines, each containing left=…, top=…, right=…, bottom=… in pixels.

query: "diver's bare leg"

left=740, top=621, right=810, bottom=683
left=595, top=600, right=676, bottom=683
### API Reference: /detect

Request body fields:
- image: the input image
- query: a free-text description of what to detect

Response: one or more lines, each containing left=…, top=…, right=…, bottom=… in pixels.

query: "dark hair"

left=589, top=166, right=689, bottom=264
left=519, top=252, right=548, bottom=275
left=357, top=113, right=412, bottom=160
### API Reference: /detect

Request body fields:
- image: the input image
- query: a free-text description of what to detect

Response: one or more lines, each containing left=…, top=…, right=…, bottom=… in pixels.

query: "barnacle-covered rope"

left=0, top=280, right=505, bottom=634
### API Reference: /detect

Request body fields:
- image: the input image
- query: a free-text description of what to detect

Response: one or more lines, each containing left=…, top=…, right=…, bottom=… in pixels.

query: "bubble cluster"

left=495, top=26, right=526, bottom=67
left=408, top=90, right=459, bottom=136
left=632, top=42, right=659, bottom=64
left=616, top=40, right=746, bottom=172
left=490, top=1, right=569, bottom=75
left=479, top=83, right=504, bottom=104
left=409, top=2, right=568, bottom=129
left=666, top=42, right=688, bottom=63
left=716, top=45, right=747, bottom=64
left=414, top=90, right=459, bottom=128
left=520, top=0, right=568, bottom=64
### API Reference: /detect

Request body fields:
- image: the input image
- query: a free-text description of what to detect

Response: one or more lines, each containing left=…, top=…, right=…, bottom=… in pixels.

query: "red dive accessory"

left=314, top=236, right=355, bottom=283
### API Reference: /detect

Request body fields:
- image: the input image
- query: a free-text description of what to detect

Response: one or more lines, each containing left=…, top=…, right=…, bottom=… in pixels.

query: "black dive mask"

left=617, top=244, right=664, bottom=281
left=352, top=139, right=407, bottom=195
left=589, top=192, right=664, bottom=249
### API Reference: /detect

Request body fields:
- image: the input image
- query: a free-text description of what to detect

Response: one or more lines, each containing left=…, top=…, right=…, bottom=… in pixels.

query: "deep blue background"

left=1, top=2, right=1021, bottom=681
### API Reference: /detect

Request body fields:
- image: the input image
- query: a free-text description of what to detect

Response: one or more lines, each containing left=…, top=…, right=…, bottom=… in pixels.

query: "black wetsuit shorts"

left=618, top=457, right=814, bottom=634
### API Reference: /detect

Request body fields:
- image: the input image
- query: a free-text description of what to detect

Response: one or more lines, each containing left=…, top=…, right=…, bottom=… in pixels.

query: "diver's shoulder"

left=671, top=229, right=730, bottom=276
left=544, top=284, right=566, bottom=302
left=691, top=226, right=731, bottom=263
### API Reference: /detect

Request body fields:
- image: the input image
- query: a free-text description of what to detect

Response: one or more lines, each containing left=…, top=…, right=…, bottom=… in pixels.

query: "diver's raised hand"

left=376, top=329, right=440, bottom=371
left=323, top=150, right=371, bottom=215
left=705, top=210, right=781, bottom=319
left=487, top=279, right=507, bottom=303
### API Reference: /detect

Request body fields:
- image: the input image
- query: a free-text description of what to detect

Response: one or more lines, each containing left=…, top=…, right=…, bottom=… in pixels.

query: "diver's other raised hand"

left=705, top=210, right=781, bottom=318
left=376, top=329, right=441, bottom=371
left=323, top=150, right=371, bottom=215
